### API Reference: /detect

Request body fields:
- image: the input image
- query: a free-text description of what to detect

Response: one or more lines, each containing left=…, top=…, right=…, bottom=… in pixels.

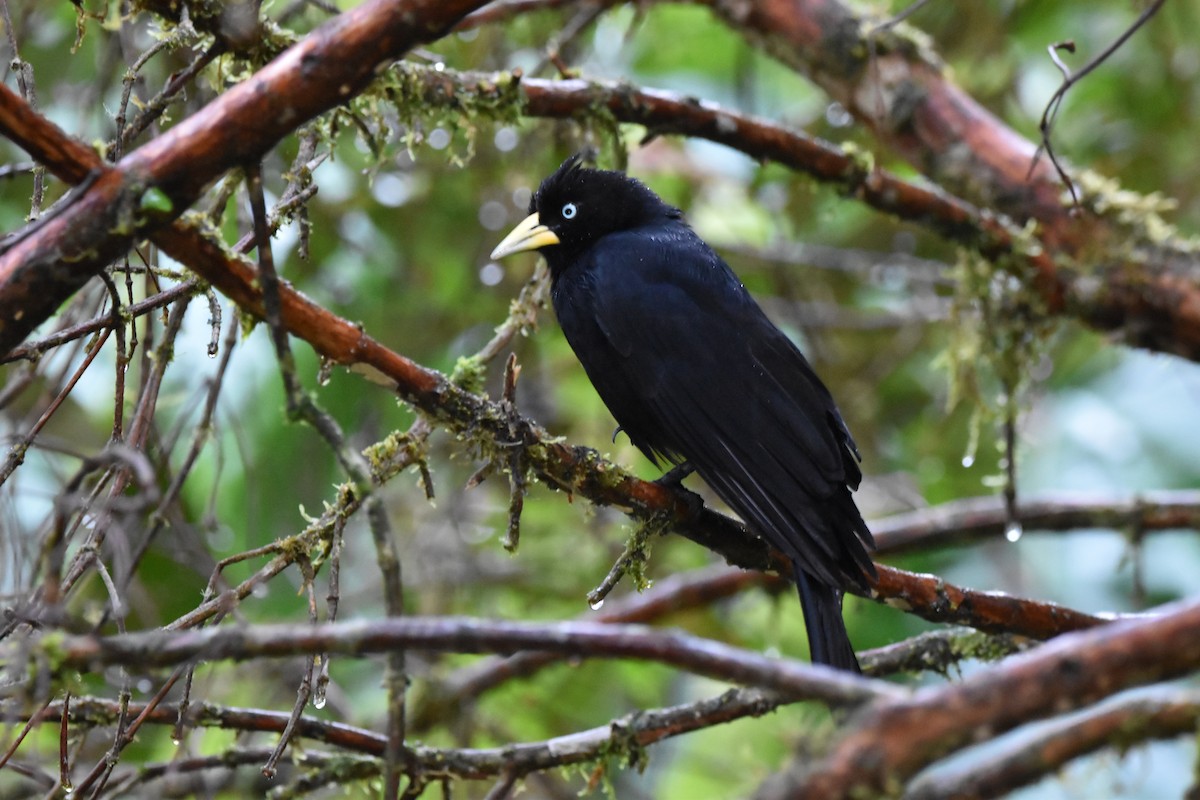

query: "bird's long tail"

left=794, top=566, right=860, bottom=673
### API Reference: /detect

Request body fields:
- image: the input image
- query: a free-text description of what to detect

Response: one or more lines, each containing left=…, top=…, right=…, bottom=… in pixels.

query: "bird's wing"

left=584, top=229, right=874, bottom=586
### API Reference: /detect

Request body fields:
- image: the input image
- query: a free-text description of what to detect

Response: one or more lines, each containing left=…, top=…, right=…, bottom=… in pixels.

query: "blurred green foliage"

left=2, top=1, right=1200, bottom=798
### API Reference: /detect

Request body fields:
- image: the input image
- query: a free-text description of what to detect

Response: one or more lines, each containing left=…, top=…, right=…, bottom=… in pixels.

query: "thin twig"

left=1030, top=0, right=1167, bottom=205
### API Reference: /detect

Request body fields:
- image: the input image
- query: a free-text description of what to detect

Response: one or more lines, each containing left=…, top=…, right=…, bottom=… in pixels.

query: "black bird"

left=491, top=154, right=876, bottom=671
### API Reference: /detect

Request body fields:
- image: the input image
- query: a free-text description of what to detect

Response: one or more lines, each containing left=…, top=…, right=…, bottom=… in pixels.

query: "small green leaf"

left=139, top=187, right=174, bottom=214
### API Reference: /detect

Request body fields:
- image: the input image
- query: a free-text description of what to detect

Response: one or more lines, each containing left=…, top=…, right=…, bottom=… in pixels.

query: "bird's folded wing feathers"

left=588, top=236, right=852, bottom=491
left=585, top=236, right=873, bottom=585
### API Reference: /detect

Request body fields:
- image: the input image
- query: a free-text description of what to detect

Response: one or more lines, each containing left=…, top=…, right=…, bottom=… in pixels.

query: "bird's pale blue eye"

left=561, top=202, right=577, bottom=219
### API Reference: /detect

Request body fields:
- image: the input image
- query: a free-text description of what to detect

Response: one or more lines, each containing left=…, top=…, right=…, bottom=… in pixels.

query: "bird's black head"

left=491, top=153, right=681, bottom=277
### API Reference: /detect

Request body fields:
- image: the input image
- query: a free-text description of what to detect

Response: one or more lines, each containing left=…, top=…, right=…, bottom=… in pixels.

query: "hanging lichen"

left=939, top=234, right=1059, bottom=535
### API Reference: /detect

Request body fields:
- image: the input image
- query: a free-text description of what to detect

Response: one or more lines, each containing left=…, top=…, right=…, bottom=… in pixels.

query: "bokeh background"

left=2, top=1, right=1200, bottom=797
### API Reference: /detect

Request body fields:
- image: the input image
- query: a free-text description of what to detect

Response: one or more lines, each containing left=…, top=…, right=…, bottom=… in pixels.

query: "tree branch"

left=32, top=617, right=899, bottom=707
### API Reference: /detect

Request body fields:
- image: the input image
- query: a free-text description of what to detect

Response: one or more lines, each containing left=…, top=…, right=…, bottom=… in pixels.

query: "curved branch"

left=38, top=617, right=899, bottom=706
left=416, top=484, right=1194, bottom=731
left=410, top=564, right=1060, bottom=733
left=39, top=650, right=1200, bottom=793
left=411, top=565, right=776, bottom=731
left=867, top=564, right=1105, bottom=637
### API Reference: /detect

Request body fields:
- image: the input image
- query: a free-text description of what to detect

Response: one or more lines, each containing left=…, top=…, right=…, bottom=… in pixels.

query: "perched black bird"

left=491, top=154, right=876, bottom=671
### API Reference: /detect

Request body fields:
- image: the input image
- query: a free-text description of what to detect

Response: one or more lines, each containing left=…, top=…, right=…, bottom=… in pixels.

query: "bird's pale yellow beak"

left=490, top=212, right=560, bottom=260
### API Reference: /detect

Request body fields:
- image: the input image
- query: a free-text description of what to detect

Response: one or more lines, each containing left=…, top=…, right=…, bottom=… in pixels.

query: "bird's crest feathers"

left=532, top=154, right=682, bottom=228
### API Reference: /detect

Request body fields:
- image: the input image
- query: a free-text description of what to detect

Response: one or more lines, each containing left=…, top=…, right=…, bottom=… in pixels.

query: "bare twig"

left=69, top=667, right=188, bottom=797
left=16, top=599, right=1200, bottom=796
left=457, top=0, right=579, bottom=31
left=117, top=42, right=225, bottom=155
left=1030, top=1, right=1168, bottom=204
left=246, top=159, right=408, bottom=797
left=0, top=0, right=44, bottom=215
left=0, top=327, right=112, bottom=490
left=57, top=298, right=189, bottom=597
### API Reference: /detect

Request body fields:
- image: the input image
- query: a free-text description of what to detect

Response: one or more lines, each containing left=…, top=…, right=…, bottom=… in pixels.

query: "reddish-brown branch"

left=0, top=80, right=98, bottom=184
left=696, top=0, right=1064, bottom=233
left=402, top=67, right=1048, bottom=281
left=521, top=77, right=1017, bottom=247
left=8, top=36, right=1200, bottom=364
left=868, top=564, right=1105, bottom=638
left=793, top=597, right=1200, bottom=796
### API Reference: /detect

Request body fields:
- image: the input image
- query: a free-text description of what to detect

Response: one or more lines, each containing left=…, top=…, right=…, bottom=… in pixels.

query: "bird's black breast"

left=549, top=226, right=690, bottom=463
